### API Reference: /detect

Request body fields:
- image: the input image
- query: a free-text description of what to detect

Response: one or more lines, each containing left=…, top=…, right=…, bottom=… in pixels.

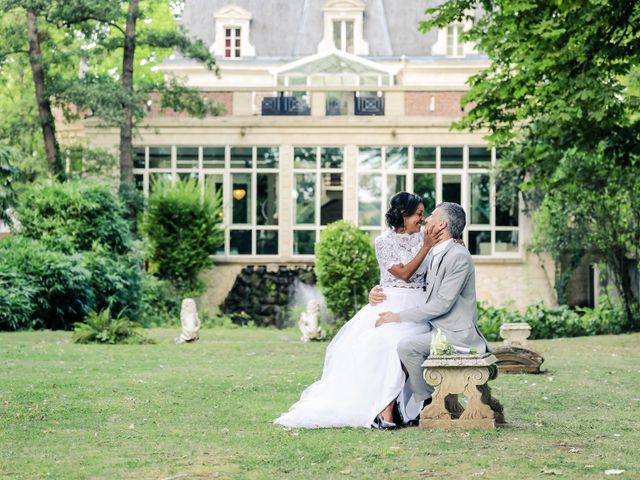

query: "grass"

left=1, top=328, right=639, bottom=479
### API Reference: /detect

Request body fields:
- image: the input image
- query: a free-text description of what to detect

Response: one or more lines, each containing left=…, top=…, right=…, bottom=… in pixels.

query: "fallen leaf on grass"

left=542, top=467, right=562, bottom=475
left=340, top=468, right=352, bottom=475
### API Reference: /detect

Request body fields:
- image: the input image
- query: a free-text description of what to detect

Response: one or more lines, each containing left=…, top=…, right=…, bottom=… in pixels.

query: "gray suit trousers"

left=397, top=332, right=435, bottom=402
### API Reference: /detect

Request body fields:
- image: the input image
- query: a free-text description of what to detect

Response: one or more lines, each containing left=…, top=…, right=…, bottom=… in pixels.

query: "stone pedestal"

left=419, top=353, right=505, bottom=430
left=500, top=322, right=531, bottom=348
left=495, top=322, right=544, bottom=374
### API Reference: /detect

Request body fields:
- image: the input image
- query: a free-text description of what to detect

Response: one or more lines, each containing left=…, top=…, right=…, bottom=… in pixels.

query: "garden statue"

left=173, top=298, right=200, bottom=344
left=299, top=300, right=322, bottom=342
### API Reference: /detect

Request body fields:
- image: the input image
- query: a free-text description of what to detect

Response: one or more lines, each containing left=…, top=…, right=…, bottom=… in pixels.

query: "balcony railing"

left=325, top=93, right=385, bottom=116
left=355, top=94, right=384, bottom=116
left=261, top=95, right=311, bottom=116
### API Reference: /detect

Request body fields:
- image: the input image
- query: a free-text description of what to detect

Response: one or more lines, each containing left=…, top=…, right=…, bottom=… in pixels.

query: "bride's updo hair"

left=385, top=192, right=423, bottom=230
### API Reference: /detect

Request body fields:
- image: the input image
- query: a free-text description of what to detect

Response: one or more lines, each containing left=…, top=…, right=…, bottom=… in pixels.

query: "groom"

left=370, top=202, right=488, bottom=409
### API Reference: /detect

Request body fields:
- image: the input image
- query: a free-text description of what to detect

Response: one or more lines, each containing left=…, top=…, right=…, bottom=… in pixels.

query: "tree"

left=0, top=1, right=71, bottom=179
left=422, top=1, right=640, bottom=327
left=52, top=0, right=221, bottom=195
left=1, top=0, right=221, bottom=191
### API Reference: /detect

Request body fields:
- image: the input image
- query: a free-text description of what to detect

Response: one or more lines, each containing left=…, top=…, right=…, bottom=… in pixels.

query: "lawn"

left=1, top=328, right=639, bottom=479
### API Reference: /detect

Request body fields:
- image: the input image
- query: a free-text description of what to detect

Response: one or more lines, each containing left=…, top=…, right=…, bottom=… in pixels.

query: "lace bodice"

left=374, top=229, right=428, bottom=288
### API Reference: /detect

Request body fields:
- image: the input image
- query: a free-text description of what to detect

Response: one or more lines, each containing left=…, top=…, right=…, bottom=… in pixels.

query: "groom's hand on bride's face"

left=368, top=285, right=386, bottom=305
left=375, top=312, right=400, bottom=327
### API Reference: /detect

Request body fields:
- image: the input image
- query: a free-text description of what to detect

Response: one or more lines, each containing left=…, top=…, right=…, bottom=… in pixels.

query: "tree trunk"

left=119, top=0, right=139, bottom=191
left=25, top=10, right=63, bottom=180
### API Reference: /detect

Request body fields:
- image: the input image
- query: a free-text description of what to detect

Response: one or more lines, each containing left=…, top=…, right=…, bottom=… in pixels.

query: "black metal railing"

left=355, top=94, right=384, bottom=116
left=261, top=95, right=311, bottom=116
left=355, top=95, right=384, bottom=115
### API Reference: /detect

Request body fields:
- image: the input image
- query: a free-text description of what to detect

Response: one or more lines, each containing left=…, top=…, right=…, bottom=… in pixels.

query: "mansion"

left=71, top=0, right=572, bottom=310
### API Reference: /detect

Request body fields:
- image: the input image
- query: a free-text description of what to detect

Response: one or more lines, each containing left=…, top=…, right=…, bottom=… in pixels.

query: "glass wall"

left=133, top=145, right=279, bottom=257
left=293, top=146, right=345, bottom=255
left=358, top=145, right=520, bottom=256
left=357, top=147, right=408, bottom=239
left=133, top=144, right=519, bottom=259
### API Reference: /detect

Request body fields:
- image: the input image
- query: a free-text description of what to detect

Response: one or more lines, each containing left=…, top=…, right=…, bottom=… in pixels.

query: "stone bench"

left=419, top=353, right=505, bottom=430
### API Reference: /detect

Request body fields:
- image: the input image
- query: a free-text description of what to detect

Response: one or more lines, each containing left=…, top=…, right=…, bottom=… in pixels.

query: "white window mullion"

left=315, top=147, right=321, bottom=241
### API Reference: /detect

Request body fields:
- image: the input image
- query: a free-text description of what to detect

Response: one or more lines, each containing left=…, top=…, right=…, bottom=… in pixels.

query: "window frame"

left=292, top=146, right=346, bottom=257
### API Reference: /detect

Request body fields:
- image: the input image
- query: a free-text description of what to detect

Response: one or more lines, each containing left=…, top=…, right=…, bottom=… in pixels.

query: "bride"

left=274, top=192, right=445, bottom=429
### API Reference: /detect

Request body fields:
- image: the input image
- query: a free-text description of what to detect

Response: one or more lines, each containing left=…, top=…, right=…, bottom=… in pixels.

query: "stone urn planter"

left=494, top=322, right=545, bottom=374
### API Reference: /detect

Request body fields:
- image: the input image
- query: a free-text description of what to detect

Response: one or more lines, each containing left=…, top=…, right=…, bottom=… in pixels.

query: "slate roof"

left=180, top=0, right=481, bottom=60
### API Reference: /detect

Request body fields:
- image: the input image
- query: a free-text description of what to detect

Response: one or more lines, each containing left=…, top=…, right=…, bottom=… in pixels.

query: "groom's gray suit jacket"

left=399, top=241, right=488, bottom=353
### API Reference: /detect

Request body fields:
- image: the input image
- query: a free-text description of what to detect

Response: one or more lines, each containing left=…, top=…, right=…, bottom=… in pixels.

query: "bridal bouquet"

left=430, top=329, right=457, bottom=356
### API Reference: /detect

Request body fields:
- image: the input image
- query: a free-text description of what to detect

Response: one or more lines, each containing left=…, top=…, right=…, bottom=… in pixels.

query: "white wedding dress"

left=274, top=229, right=431, bottom=428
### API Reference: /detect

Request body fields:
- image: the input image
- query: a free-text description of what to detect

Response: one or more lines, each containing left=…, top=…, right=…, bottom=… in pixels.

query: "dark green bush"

left=72, top=309, right=148, bottom=344
left=315, top=221, right=379, bottom=321
left=0, top=272, right=37, bottom=330
left=142, top=177, right=224, bottom=294
left=15, top=181, right=131, bottom=254
left=139, top=273, right=182, bottom=327
left=0, top=237, right=94, bottom=330
left=83, top=245, right=144, bottom=320
left=1, top=180, right=154, bottom=331
left=477, top=298, right=630, bottom=341
left=477, top=303, right=521, bottom=341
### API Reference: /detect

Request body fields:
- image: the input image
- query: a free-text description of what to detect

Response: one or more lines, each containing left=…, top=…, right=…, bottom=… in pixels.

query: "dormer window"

left=225, top=27, right=241, bottom=58
left=333, top=19, right=354, bottom=53
left=319, top=0, right=369, bottom=55
left=431, top=17, right=476, bottom=58
left=446, top=24, right=464, bottom=57
left=211, top=5, right=256, bottom=59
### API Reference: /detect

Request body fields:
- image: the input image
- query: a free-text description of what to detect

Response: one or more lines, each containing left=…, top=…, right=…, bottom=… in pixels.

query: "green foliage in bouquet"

left=142, top=177, right=224, bottom=294
left=72, top=309, right=148, bottom=345
left=315, top=221, right=379, bottom=322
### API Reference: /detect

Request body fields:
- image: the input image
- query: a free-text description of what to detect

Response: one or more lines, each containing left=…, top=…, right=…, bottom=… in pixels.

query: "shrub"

left=0, top=272, right=37, bottom=330
left=15, top=181, right=131, bottom=254
left=477, top=303, right=520, bottom=341
left=83, top=245, right=144, bottom=320
left=0, top=237, right=94, bottom=330
left=476, top=297, right=630, bottom=341
left=142, top=177, right=224, bottom=294
left=315, top=221, right=379, bottom=321
left=72, top=309, right=148, bottom=344
left=139, top=273, right=182, bottom=327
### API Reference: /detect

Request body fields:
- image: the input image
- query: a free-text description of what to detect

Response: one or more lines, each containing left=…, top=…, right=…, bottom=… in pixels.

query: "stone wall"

left=220, top=265, right=316, bottom=328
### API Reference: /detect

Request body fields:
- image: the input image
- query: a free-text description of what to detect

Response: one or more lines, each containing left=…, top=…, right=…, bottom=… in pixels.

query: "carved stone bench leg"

left=419, top=354, right=505, bottom=430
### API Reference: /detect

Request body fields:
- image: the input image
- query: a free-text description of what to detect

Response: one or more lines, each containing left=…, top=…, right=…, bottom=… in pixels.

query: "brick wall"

left=405, top=91, right=469, bottom=118
left=145, top=91, right=233, bottom=117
